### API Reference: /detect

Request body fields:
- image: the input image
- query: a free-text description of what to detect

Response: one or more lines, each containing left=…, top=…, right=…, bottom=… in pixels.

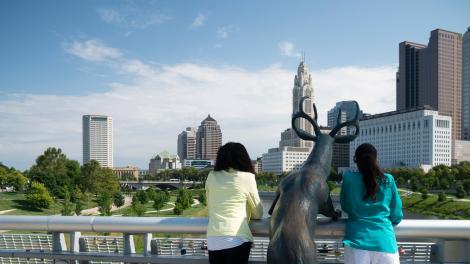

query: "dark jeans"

left=208, top=242, right=252, bottom=264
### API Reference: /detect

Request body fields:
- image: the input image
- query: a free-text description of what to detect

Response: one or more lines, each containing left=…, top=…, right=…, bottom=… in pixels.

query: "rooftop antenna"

left=301, top=51, right=306, bottom=62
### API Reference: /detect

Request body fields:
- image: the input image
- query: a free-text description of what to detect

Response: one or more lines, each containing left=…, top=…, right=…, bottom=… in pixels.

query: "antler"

left=329, top=101, right=360, bottom=143
left=291, top=97, right=321, bottom=142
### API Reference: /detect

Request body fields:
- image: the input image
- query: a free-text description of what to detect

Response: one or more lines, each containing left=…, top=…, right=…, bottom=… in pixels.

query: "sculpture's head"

left=291, top=97, right=361, bottom=144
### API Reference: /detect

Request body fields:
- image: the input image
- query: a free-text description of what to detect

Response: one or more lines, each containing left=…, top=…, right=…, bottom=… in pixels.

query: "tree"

left=81, top=160, right=119, bottom=195
left=7, top=171, right=28, bottom=192
left=198, top=192, right=207, bottom=206
left=135, top=190, right=149, bottom=204
left=463, top=179, right=470, bottom=194
left=25, top=181, right=53, bottom=210
left=113, top=192, right=125, bottom=208
left=438, top=192, right=446, bottom=202
left=131, top=200, right=147, bottom=216
left=420, top=188, right=429, bottom=200
left=27, top=147, right=71, bottom=197
left=153, top=191, right=167, bottom=213
left=61, top=192, right=75, bottom=216
left=410, top=177, right=420, bottom=192
left=146, top=187, right=157, bottom=201
left=97, top=192, right=113, bottom=216
left=71, top=188, right=87, bottom=216
left=173, top=203, right=184, bottom=215
left=456, top=186, right=467, bottom=199
left=175, top=188, right=192, bottom=209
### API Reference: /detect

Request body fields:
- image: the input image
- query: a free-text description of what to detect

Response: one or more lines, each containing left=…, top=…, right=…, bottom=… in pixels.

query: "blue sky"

left=0, top=0, right=469, bottom=170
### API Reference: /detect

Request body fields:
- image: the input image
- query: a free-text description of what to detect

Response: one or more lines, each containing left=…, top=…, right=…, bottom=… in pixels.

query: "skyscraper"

left=396, top=42, right=427, bottom=110
left=463, top=27, right=470, bottom=140
left=279, top=59, right=315, bottom=148
left=177, top=127, right=197, bottom=161
left=396, top=29, right=463, bottom=142
left=196, top=115, right=222, bottom=160
left=82, top=115, right=113, bottom=167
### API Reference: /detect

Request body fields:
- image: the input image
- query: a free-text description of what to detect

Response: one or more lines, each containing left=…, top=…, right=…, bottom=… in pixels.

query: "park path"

left=0, top=209, right=16, bottom=215
left=80, top=196, right=132, bottom=216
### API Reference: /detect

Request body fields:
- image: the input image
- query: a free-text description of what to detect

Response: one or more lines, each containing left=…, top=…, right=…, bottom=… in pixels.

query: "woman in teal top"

left=340, top=143, right=403, bottom=264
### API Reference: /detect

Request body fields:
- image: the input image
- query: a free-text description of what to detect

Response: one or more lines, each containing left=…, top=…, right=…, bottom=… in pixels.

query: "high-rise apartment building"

left=463, top=27, right=470, bottom=140
left=396, top=29, right=463, bottom=143
left=82, top=115, right=113, bottom=167
left=177, top=127, right=197, bottom=161
left=279, top=60, right=315, bottom=149
left=196, top=115, right=222, bottom=160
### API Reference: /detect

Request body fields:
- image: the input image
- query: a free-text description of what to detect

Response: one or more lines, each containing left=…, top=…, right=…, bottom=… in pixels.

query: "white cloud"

left=64, top=40, right=121, bottom=62
left=98, top=8, right=122, bottom=23
left=279, top=41, right=301, bottom=57
left=97, top=7, right=170, bottom=29
left=190, top=14, right=206, bottom=28
left=217, top=27, right=229, bottom=39
left=0, top=41, right=396, bottom=170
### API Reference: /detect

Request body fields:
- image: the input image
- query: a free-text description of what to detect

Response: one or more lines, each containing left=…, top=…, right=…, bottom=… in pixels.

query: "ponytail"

left=354, top=143, right=383, bottom=201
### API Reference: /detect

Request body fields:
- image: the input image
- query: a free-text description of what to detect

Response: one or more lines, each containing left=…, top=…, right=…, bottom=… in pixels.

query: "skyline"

left=1, top=1, right=469, bottom=170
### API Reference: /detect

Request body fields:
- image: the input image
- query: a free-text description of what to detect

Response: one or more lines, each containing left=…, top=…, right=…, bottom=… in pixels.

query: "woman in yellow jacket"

left=206, top=142, right=264, bottom=264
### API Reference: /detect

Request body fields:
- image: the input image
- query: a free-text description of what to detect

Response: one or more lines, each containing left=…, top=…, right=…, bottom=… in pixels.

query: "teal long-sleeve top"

left=340, top=171, right=403, bottom=253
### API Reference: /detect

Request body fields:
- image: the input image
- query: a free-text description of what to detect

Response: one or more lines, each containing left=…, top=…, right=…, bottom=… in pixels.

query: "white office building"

left=349, top=107, right=452, bottom=171
left=261, top=147, right=311, bottom=175
left=82, top=115, right=113, bottom=168
left=183, top=159, right=214, bottom=170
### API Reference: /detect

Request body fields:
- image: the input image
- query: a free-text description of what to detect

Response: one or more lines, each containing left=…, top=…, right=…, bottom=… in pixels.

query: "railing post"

left=123, top=233, right=136, bottom=255
left=52, top=232, right=67, bottom=252
left=434, top=239, right=470, bottom=263
left=69, top=232, right=81, bottom=253
left=143, top=233, right=153, bottom=256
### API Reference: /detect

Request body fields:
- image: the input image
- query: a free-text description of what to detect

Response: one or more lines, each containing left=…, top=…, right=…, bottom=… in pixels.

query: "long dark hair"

left=214, top=142, right=255, bottom=174
left=354, top=143, right=384, bottom=201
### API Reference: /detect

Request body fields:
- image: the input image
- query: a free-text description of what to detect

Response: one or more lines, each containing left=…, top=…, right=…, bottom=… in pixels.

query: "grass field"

left=401, top=192, right=470, bottom=219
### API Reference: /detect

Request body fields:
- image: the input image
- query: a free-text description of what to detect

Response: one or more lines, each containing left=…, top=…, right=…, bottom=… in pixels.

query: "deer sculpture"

left=267, top=97, right=360, bottom=264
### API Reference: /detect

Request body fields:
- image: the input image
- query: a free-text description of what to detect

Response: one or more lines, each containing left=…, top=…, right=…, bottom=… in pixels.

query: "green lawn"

left=0, top=192, right=62, bottom=215
left=401, top=192, right=470, bottom=219
left=0, top=192, right=98, bottom=216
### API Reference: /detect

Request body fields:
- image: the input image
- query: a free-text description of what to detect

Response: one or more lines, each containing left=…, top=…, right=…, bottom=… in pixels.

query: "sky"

left=0, top=0, right=469, bottom=170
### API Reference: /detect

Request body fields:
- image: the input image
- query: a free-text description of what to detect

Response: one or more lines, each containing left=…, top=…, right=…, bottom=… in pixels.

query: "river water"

left=259, top=192, right=437, bottom=220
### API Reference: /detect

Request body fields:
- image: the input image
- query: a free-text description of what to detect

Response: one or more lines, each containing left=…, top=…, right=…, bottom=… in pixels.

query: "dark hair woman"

left=340, top=143, right=403, bottom=264
left=206, top=142, right=263, bottom=264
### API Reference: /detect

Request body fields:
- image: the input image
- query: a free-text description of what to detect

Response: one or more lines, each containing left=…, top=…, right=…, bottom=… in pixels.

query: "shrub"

left=198, top=192, right=207, bottom=206
left=420, top=188, right=429, bottom=200
left=131, top=201, right=147, bottom=216
left=25, top=181, right=53, bottom=210
left=173, top=203, right=184, bottom=215
left=113, top=192, right=125, bottom=208
left=97, top=192, right=113, bottom=216
left=456, top=186, right=467, bottom=199
left=438, top=192, right=446, bottom=202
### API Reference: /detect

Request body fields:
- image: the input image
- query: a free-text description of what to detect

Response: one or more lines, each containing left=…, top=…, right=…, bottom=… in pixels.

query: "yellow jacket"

left=205, top=169, right=263, bottom=241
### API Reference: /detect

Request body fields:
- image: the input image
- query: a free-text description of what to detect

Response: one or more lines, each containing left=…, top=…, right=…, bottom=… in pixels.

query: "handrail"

left=1, top=216, right=470, bottom=239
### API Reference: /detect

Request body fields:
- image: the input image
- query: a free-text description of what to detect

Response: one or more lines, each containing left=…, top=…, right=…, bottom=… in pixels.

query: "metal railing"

left=0, top=216, right=469, bottom=263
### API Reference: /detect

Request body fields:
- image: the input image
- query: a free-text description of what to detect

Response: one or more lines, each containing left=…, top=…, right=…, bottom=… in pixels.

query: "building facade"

left=177, top=127, right=197, bottom=161
left=454, top=140, right=470, bottom=164
left=261, top=147, right=310, bottom=175
left=397, top=29, right=462, bottom=143
left=349, top=107, right=452, bottom=171
left=279, top=60, right=315, bottom=149
left=183, top=159, right=214, bottom=170
left=82, top=115, right=113, bottom=167
left=149, top=151, right=181, bottom=175
left=463, top=27, right=470, bottom=140
left=112, top=165, right=139, bottom=180
left=196, top=115, right=222, bottom=160
left=396, top=42, right=427, bottom=110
